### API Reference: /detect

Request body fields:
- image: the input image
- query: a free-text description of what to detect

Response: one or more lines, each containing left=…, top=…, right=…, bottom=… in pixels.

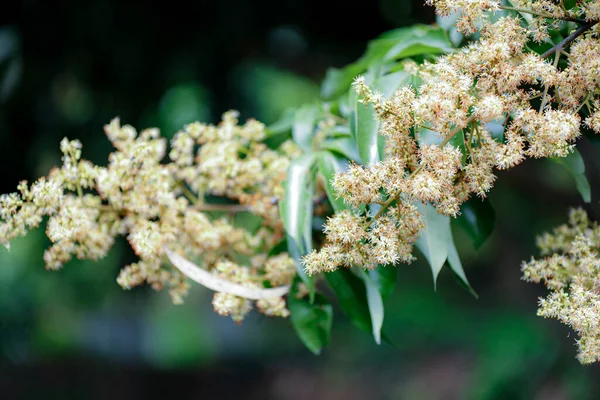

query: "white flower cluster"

left=0, top=112, right=299, bottom=322
left=304, top=2, right=600, bottom=277
left=523, top=209, right=600, bottom=364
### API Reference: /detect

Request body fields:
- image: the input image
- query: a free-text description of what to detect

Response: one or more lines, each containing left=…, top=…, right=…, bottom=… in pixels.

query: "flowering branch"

left=541, top=20, right=599, bottom=59
left=366, top=115, right=476, bottom=229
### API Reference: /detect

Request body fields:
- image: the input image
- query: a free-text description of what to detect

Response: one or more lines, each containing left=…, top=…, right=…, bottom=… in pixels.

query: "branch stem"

left=541, top=21, right=598, bottom=59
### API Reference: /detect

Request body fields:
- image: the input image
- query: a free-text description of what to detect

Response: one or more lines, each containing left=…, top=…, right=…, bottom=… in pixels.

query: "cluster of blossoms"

left=302, top=0, right=600, bottom=277
left=0, top=111, right=299, bottom=321
left=522, top=209, right=600, bottom=364
left=1, top=0, right=599, bottom=360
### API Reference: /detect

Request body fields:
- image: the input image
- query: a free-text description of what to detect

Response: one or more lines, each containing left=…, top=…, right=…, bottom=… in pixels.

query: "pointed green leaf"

left=350, top=70, right=412, bottom=166
left=325, top=269, right=372, bottom=333
left=280, top=153, right=317, bottom=286
left=317, top=151, right=348, bottom=213
left=455, top=197, right=496, bottom=249
left=352, top=78, right=381, bottom=165
left=552, top=149, right=591, bottom=203
left=288, top=278, right=333, bottom=355
left=415, top=202, right=451, bottom=288
left=293, top=105, right=319, bottom=152
left=357, top=268, right=384, bottom=345
left=321, top=25, right=453, bottom=100
left=380, top=25, right=454, bottom=61
left=446, top=232, right=478, bottom=298
left=368, top=265, right=397, bottom=301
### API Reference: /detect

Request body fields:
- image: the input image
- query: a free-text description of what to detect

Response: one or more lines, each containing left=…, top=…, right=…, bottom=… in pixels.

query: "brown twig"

left=541, top=21, right=598, bottom=59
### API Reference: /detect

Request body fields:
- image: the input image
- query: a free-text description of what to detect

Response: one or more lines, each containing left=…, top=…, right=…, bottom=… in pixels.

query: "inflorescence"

left=0, top=111, right=299, bottom=321
left=1, top=0, right=600, bottom=360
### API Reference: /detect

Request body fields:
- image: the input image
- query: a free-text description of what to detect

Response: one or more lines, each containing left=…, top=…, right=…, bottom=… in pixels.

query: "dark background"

left=1, top=1, right=600, bottom=399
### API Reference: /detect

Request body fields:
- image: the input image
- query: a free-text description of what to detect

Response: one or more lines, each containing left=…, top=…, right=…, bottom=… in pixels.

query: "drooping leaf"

left=351, top=71, right=381, bottom=165
left=288, top=278, right=333, bottom=355
left=357, top=268, right=384, bottom=345
left=446, top=232, right=478, bottom=298
left=325, top=269, right=371, bottom=333
left=368, top=265, right=397, bottom=301
left=293, top=104, right=319, bottom=152
left=280, top=153, right=317, bottom=286
left=415, top=202, right=451, bottom=288
left=552, top=149, right=591, bottom=203
left=317, top=151, right=348, bottom=213
left=455, top=197, right=496, bottom=249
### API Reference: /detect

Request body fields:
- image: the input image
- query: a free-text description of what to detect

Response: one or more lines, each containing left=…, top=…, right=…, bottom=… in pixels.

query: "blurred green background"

left=1, top=1, right=600, bottom=399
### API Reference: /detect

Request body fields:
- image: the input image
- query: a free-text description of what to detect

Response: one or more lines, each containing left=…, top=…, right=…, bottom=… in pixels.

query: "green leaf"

left=267, top=108, right=295, bottom=136
left=552, top=149, right=591, bottom=203
left=350, top=70, right=411, bottom=166
left=371, top=70, right=412, bottom=158
left=455, top=198, right=496, bottom=249
left=320, top=136, right=361, bottom=163
left=446, top=232, right=478, bottom=298
left=321, top=63, right=366, bottom=101
left=328, top=125, right=352, bottom=138
left=293, top=105, right=319, bottom=152
left=326, top=267, right=395, bottom=345
left=372, top=70, right=412, bottom=98
left=321, top=25, right=453, bottom=100
left=368, top=265, right=397, bottom=301
left=357, top=268, right=384, bottom=345
left=380, top=25, right=454, bottom=61
left=288, top=278, right=333, bottom=355
left=351, top=73, right=381, bottom=165
left=280, top=153, right=317, bottom=286
left=325, top=269, right=372, bottom=333
left=317, top=151, right=348, bottom=213
left=415, top=202, right=451, bottom=288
